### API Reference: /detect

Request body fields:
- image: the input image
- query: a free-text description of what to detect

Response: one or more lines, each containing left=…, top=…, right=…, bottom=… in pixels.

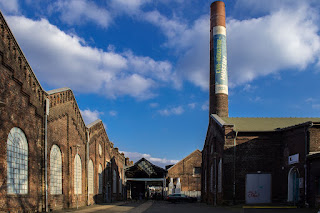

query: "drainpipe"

left=305, top=123, right=313, bottom=207
left=87, top=130, right=90, bottom=206
left=44, top=98, right=50, bottom=212
left=213, top=152, right=217, bottom=206
left=233, top=131, right=238, bottom=205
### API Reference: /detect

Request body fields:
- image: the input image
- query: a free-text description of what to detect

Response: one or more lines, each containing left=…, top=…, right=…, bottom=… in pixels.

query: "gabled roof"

left=211, top=114, right=320, bottom=132
left=47, top=87, right=71, bottom=95
left=87, top=119, right=102, bottom=128
left=125, top=158, right=166, bottom=178
left=0, top=11, right=46, bottom=93
left=168, top=149, right=201, bottom=171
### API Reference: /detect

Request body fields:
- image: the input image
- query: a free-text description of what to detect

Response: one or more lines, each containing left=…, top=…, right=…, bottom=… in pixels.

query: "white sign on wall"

left=288, top=154, right=299, bottom=165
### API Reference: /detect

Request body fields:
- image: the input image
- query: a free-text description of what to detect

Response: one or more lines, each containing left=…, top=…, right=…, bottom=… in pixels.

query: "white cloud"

left=312, top=104, right=320, bottom=110
left=80, top=109, right=103, bottom=124
left=122, top=151, right=179, bottom=168
left=249, top=96, right=262, bottom=102
left=139, top=1, right=320, bottom=91
left=0, top=0, right=19, bottom=13
left=201, top=101, right=209, bottom=111
left=109, top=110, right=118, bottom=117
left=110, top=0, right=151, bottom=15
left=242, top=84, right=256, bottom=92
left=306, top=98, right=316, bottom=103
left=158, top=106, right=184, bottom=116
left=188, top=103, right=196, bottom=109
left=7, top=15, right=175, bottom=99
left=149, top=103, right=159, bottom=108
left=51, top=0, right=111, bottom=28
left=227, top=4, right=320, bottom=87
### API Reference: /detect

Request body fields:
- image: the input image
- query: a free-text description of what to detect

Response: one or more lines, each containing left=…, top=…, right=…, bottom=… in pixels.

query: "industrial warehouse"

left=202, top=1, right=320, bottom=207
left=0, top=11, right=133, bottom=212
left=1, top=0, right=320, bottom=212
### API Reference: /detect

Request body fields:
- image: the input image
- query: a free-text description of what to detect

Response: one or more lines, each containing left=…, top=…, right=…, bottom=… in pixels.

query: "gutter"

left=304, top=123, right=313, bottom=207
left=233, top=130, right=238, bottom=204
left=44, top=98, right=50, bottom=212
left=87, top=130, right=90, bottom=205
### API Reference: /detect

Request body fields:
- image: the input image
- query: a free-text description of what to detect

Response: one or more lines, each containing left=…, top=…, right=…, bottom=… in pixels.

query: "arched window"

left=113, top=170, right=117, bottom=193
left=119, top=169, right=122, bottom=194
left=50, top=145, right=62, bottom=194
left=7, top=127, right=28, bottom=194
left=99, top=144, right=102, bottom=156
left=88, top=160, right=94, bottom=194
left=98, top=164, right=103, bottom=194
left=74, top=154, right=82, bottom=194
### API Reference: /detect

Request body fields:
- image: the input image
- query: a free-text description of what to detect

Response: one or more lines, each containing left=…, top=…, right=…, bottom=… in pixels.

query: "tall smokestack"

left=209, top=1, right=228, bottom=117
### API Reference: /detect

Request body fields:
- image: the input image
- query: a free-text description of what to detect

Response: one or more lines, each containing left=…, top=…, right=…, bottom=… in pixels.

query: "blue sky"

left=1, top=0, right=320, bottom=167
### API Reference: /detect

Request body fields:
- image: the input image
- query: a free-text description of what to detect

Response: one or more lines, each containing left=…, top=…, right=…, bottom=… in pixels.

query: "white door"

left=246, top=174, right=271, bottom=204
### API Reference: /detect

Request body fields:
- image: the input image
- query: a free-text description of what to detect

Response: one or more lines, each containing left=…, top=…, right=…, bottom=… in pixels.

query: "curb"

left=243, top=206, right=297, bottom=209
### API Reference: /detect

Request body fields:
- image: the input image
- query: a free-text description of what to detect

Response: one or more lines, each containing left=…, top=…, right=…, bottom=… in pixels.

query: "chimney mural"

left=209, top=1, right=229, bottom=117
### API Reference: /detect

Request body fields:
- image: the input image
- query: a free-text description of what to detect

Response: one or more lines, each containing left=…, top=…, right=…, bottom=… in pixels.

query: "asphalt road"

left=55, top=200, right=320, bottom=213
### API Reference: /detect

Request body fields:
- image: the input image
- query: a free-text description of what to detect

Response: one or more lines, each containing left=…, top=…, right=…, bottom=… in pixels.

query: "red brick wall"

left=0, top=14, right=45, bottom=212
left=168, top=150, right=202, bottom=192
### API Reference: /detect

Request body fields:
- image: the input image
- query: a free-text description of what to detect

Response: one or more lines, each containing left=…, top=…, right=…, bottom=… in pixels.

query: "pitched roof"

left=212, top=115, right=320, bottom=132
left=125, top=158, right=167, bottom=178
left=87, top=119, right=102, bottom=128
left=47, top=87, right=71, bottom=95
left=167, top=149, right=201, bottom=171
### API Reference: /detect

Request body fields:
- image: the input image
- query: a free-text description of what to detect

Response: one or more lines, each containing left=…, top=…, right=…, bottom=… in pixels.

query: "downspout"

left=305, top=123, right=313, bottom=207
left=214, top=152, right=217, bottom=206
left=44, top=98, right=50, bottom=212
left=87, top=129, right=90, bottom=206
left=233, top=130, right=238, bottom=205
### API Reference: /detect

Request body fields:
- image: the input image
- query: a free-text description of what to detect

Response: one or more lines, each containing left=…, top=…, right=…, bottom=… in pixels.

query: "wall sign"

left=288, top=153, right=299, bottom=165
left=213, top=26, right=228, bottom=95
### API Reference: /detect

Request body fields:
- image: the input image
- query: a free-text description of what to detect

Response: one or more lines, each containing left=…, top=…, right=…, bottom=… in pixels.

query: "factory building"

left=167, top=149, right=202, bottom=199
left=0, top=11, right=131, bottom=212
left=202, top=1, right=320, bottom=207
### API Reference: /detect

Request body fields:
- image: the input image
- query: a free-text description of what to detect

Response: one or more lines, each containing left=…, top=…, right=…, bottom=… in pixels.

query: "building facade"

left=202, top=1, right=320, bottom=207
left=0, top=11, right=130, bottom=212
left=167, top=150, right=201, bottom=198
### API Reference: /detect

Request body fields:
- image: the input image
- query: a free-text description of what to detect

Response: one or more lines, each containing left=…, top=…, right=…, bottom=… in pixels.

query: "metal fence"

left=181, top=191, right=201, bottom=200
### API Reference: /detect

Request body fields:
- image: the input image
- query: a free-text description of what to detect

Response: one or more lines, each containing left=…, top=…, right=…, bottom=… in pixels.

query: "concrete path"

left=53, top=200, right=319, bottom=213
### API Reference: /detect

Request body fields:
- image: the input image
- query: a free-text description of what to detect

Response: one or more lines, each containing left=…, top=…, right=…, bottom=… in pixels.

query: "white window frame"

left=50, top=145, right=62, bottom=195
left=7, top=127, right=28, bottom=194
left=74, top=154, right=82, bottom=194
left=98, top=164, right=103, bottom=194
left=88, top=160, right=94, bottom=194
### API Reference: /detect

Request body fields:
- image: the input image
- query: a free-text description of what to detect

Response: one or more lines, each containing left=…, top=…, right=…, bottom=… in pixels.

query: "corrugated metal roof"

left=218, top=117, right=320, bottom=132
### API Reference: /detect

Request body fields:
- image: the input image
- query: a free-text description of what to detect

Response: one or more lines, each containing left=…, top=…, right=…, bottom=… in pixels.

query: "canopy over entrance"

left=125, top=158, right=167, bottom=200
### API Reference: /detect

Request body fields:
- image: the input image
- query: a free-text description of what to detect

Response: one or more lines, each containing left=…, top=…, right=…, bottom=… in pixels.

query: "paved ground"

left=54, top=200, right=320, bottom=213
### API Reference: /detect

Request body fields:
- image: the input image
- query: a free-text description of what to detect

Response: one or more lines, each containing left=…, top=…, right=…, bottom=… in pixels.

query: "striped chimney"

left=209, top=1, right=229, bottom=117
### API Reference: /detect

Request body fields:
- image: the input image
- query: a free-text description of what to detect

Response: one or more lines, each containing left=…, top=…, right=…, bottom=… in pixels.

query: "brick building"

left=0, top=11, right=131, bottom=212
left=202, top=1, right=320, bottom=207
left=167, top=150, right=201, bottom=197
